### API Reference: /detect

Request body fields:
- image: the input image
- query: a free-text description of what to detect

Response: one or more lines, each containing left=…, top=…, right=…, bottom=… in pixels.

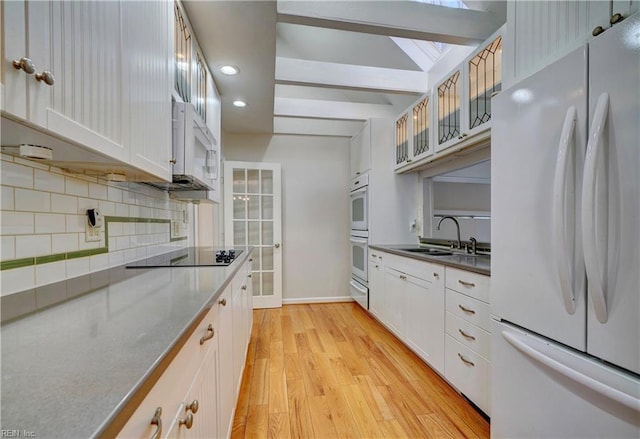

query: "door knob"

left=274, top=243, right=280, bottom=248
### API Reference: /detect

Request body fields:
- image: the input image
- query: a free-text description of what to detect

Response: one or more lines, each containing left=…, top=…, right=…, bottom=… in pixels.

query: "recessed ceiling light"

left=233, top=100, right=247, bottom=108
left=220, top=65, right=239, bottom=75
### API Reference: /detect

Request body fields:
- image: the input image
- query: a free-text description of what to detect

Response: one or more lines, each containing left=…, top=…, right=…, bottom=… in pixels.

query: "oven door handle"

left=350, top=279, right=368, bottom=294
left=350, top=237, right=368, bottom=245
left=350, top=187, right=367, bottom=197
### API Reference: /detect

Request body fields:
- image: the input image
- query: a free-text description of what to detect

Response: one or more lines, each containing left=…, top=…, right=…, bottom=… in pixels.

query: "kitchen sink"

left=400, top=248, right=453, bottom=256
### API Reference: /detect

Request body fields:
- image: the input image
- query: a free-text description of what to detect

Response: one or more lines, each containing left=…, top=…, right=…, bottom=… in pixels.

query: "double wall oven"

left=349, top=173, right=369, bottom=309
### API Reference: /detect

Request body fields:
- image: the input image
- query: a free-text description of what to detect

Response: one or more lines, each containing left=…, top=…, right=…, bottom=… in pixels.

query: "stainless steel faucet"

left=436, top=216, right=461, bottom=249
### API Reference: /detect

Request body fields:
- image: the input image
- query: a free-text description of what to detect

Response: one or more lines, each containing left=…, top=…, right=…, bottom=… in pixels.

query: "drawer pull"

left=459, top=329, right=476, bottom=341
left=179, top=413, right=194, bottom=429
left=375, top=264, right=379, bottom=268
left=248, top=274, right=252, bottom=278
left=458, top=353, right=475, bottom=367
left=150, top=407, right=162, bottom=439
left=371, top=253, right=377, bottom=258
left=199, top=324, right=214, bottom=345
left=400, top=275, right=407, bottom=280
left=458, top=304, right=476, bottom=315
left=218, top=298, right=227, bottom=306
left=458, top=279, right=476, bottom=288
left=185, top=400, right=199, bottom=414
left=433, top=272, right=439, bottom=278
left=241, top=285, right=247, bottom=291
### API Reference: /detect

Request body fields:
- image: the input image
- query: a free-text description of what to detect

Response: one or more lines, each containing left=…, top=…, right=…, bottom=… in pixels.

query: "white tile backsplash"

left=65, top=177, right=89, bottom=197
left=35, top=260, right=66, bottom=287
left=52, top=233, right=80, bottom=253
left=14, top=188, right=51, bottom=212
left=51, top=194, right=78, bottom=214
left=90, top=253, right=109, bottom=271
left=35, top=213, right=67, bottom=234
left=2, top=186, right=15, bottom=210
left=16, top=235, right=51, bottom=258
left=1, top=236, right=15, bottom=259
left=1, top=158, right=190, bottom=293
left=88, top=183, right=108, bottom=200
left=34, top=169, right=65, bottom=193
left=1, top=266, right=35, bottom=296
left=1, top=212, right=35, bottom=235
left=66, top=214, right=86, bottom=233
left=1, top=161, right=34, bottom=189
left=66, top=257, right=90, bottom=278
left=107, top=186, right=123, bottom=203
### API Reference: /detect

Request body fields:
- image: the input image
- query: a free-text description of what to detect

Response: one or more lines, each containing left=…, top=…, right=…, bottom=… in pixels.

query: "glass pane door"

left=225, top=161, right=282, bottom=309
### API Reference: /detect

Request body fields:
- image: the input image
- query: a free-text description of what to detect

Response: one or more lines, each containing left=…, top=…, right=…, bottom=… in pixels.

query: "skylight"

left=414, top=0, right=468, bottom=9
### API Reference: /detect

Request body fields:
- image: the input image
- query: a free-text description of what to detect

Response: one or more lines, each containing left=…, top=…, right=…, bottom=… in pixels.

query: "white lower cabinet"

left=117, top=258, right=253, bottom=439
left=379, top=252, right=445, bottom=375
left=443, top=267, right=491, bottom=415
left=368, top=253, right=385, bottom=321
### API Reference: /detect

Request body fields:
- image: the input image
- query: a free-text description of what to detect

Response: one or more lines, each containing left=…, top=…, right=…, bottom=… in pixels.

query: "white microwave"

left=172, top=102, right=219, bottom=191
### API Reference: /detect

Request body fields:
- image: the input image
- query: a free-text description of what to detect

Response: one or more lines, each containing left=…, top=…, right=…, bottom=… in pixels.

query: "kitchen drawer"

left=446, top=311, right=491, bottom=359
left=445, top=335, right=491, bottom=415
left=446, top=289, right=491, bottom=332
left=117, top=302, right=220, bottom=437
left=369, top=249, right=385, bottom=264
left=445, top=267, right=490, bottom=303
left=385, top=254, right=445, bottom=283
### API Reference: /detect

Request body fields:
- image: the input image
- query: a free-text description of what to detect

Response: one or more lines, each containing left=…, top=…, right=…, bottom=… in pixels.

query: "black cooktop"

left=126, top=247, right=243, bottom=268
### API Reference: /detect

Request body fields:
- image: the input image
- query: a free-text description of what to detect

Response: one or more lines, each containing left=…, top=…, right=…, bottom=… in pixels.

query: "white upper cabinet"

left=2, top=0, right=55, bottom=127
left=394, top=28, right=502, bottom=173
left=435, top=30, right=502, bottom=154
left=350, top=120, right=371, bottom=179
left=394, top=94, right=433, bottom=170
left=504, top=0, right=638, bottom=88
left=2, top=0, right=174, bottom=181
left=123, top=0, right=173, bottom=181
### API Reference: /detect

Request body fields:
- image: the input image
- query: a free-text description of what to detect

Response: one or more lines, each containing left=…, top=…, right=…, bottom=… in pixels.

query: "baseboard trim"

left=282, top=296, right=354, bottom=305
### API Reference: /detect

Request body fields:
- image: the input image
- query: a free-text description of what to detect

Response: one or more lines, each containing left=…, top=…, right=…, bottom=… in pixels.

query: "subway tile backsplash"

left=0, top=155, right=190, bottom=298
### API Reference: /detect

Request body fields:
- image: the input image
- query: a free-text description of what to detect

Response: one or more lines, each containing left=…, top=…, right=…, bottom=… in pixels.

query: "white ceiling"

left=183, top=0, right=505, bottom=138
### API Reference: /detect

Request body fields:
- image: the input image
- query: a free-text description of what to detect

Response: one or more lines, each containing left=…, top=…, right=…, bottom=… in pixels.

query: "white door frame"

left=224, top=161, right=282, bottom=309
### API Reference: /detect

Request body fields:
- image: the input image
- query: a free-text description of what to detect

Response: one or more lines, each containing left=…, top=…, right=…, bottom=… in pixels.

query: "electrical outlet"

left=85, top=222, right=102, bottom=242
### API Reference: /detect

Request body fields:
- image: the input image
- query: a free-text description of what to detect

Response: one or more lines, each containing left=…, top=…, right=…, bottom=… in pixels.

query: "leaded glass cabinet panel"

left=468, top=35, right=502, bottom=130
left=437, top=70, right=461, bottom=147
left=395, top=112, right=409, bottom=166
left=413, top=95, right=430, bottom=158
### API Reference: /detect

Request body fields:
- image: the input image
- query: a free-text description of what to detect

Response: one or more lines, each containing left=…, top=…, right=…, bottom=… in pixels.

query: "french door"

left=224, top=161, right=282, bottom=308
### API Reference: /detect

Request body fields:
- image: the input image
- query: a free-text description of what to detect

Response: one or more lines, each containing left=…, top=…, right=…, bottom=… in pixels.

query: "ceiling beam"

left=276, top=57, right=428, bottom=94
left=273, top=117, right=363, bottom=137
left=277, top=1, right=502, bottom=46
left=274, top=97, right=396, bottom=120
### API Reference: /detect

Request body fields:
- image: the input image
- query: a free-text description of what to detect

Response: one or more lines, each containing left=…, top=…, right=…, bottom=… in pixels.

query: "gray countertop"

left=0, top=249, right=252, bottom=438
left=369, top=244, right=491, bottom=276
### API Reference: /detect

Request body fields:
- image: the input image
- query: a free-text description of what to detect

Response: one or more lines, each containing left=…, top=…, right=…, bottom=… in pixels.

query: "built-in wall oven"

left=350, top=173, right=369, bottom=310
left=350, top=173, right=368, bottom=231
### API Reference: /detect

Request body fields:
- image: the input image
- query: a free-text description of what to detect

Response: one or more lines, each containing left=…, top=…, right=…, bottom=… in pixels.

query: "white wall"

left=223, top=134, right=351, bottom=302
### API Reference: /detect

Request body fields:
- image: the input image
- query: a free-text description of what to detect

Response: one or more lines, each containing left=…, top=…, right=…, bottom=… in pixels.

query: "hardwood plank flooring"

left=232, top=303, right=489, bottom=439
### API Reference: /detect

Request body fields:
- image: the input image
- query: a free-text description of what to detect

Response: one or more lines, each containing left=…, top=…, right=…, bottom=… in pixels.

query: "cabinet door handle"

left=185, top=400, right=199, bottom=414
left=241, top=285, right=247, bottom=291
left=458, top=353, right=475, bottom=367
left=458, top=279, right=476, bottom=288
left=458, top=304, right=476, bottom=315
left=12, top=57, right=36, bottom=74
left=459, top=329, right=476, bottom=341
left=199, top=324, right=214, bottom=345
left=248, top=274, right=252, bottom=278
left=610, top=13, right=624, bottom=25
left=433, top=272, right=439, bottom=278
left=218, top=298, right=227, bottom=306
left=179, top=413, right=194, bottom=429
left=592, top=25, right=605, bottom=36
left=35, top=70, right=55, bottom=86
left=150, top=407, right=162, bottom=439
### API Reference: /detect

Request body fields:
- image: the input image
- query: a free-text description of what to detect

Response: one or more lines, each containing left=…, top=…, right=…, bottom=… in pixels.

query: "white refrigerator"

left=491, top=12, right=640, bottom=438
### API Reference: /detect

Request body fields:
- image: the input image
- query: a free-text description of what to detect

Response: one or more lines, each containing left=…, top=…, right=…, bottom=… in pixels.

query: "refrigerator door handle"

left=552, top=105, right=578, bottom=315
left=582, top=93, right=610, bottom=324
left=502, top=330, right=640, bottom=412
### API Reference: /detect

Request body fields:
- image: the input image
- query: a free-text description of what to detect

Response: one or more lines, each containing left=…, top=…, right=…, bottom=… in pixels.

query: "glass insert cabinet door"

left=224, top=161, right=282, bottom=309
left=468, top=35, right=502, bottom=130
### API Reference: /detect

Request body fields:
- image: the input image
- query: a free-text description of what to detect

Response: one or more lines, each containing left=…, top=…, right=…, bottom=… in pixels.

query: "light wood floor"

left=231, top=302, right=490, bottom=439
